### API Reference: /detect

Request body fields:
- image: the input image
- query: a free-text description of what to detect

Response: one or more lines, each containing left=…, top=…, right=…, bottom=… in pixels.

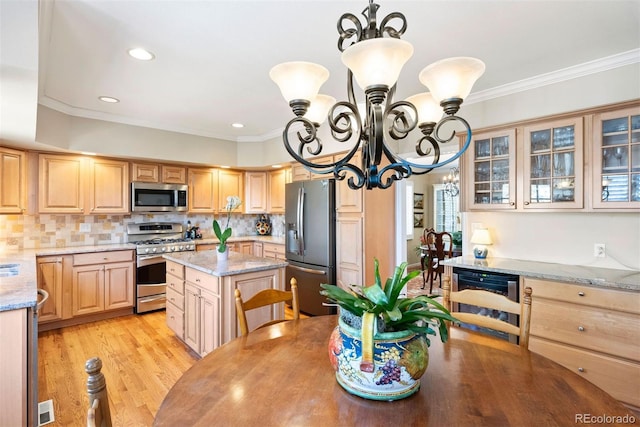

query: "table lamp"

left=470, top=228, right=492, bottom=259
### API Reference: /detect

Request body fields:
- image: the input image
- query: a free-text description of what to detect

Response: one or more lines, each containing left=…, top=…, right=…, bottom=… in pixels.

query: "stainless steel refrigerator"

left=285, top=179, right=336, bottom=316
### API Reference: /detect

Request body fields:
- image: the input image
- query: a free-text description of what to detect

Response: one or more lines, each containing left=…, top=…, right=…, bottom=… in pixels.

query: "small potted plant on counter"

left=212, top=196, right=242, bottom=261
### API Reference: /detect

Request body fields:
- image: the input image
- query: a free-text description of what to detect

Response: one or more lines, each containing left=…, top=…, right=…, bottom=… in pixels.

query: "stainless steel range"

left=127, top=222, right=195, bottom=313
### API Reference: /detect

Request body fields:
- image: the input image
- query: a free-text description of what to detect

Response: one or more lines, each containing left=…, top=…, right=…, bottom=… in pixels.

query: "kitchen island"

left=162, top=250, right=288, bottom=357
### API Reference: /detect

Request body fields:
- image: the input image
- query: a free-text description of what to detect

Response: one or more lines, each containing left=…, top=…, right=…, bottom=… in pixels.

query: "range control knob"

left=161, top=247, right=166, bottom=252
left=152, top=247, right=157, bottom=253
left=170, top=246, right=176, bottom=252
left=145, top=248, right=150, bottom=254
left=179, top=245, right=184, bottom=251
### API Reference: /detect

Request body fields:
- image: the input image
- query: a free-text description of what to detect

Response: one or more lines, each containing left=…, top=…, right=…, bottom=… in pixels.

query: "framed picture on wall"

left=413, top=193, right=424, bottom=210
left=414, top=213, right=424, bottom=228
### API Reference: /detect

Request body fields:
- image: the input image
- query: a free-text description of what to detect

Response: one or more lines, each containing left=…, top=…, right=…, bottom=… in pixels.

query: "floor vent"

left=38, top=399, right=55, bottom=426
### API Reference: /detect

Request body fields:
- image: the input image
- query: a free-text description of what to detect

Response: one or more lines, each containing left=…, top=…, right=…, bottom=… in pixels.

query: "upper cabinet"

left=162, top=165, right=187, bottom=184
left=464, top=129, right=517, bottom=210
left=87, top=158, right=130, bottom=214
left=0, top=147, right=27, bottom=214
left=522, top=117, right=583, bottom=209
left=592, top=105, right=640, bottom=210
left=188, top=167, right=218, bottom=213
left=38, top=154, right=85, bottom=213
left=218, top=169, right=244, bottom=213
left=245, top=172, right=268, bottom=213
left=267, top=169, right=286, bottom=214
left=132, top=162, right=187, bottom=184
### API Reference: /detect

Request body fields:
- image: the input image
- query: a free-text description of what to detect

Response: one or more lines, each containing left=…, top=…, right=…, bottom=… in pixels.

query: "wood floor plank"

left=38, top=311, right=198, bottom=426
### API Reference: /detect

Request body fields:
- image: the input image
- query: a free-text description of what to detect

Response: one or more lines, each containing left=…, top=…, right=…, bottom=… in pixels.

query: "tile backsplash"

left=0, top=213, right=285, bottom=252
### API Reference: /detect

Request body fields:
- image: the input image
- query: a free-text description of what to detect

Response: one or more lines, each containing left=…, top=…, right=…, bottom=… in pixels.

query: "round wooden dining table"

left=154, top=315, right=635, bottom=426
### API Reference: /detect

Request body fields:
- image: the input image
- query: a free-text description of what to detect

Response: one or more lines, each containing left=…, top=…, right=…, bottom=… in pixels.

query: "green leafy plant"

left=320, top=259, right=457, bottom=344
left=212, top=196, right=241, bottom=253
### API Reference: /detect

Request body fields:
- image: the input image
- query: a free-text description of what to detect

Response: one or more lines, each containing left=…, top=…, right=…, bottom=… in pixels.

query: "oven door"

left=136, top=255, right=167, bottom=313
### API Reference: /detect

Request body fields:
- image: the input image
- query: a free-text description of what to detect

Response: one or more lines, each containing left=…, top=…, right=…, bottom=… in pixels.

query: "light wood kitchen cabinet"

left=87, top=157, right=130, bottom=214
left=161, top=165, right=187, bottom=184
left=525, top=277, right=640, bottom=408
left=336, top=215, right=363, bottom=287
left=131, top=162, right=159, bottom=182
left=38, top=153, right=84, bottom=213
left=36, top=256, right=64, bottom=323
left=253, top=242, right=263, bottom=258
left=0, top=309, right=29, bottom=427
left=245, top=171, right=268, bottom=213
left=291, top=163, right=311, bottom=181
left=522, top=117, right=583, bottom=209
left=268, top=169, right=286, bottom=213
left=262, top=242, right=285, bottom=260
left=463, top=129, right=517, bottom=210
left=188, top=167, right=218, bottom=212
left=0, top=146, right=27, bottom=214
left=218, top=169, right=244, bottom=212
left=71, top=250, right=134, bottom=317
left=166, top=260, right=185, bottom=339
left=591, top=103, right=640, bottom=210
left=184, top=268, right=221, bottom=357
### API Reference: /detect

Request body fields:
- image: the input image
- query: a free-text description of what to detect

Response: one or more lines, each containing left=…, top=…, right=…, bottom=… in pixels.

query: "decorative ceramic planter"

left=328, top=312, right=430, bottom=401
left=217, top=246, right=229, bottom=262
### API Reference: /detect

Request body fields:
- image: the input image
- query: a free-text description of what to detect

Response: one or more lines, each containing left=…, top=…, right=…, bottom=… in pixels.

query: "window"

left=433, top=184, right=460, bottom=232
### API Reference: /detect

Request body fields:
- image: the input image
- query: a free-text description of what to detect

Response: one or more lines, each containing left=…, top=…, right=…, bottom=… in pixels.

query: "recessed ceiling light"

left=271, top=164, right=282, bottom=168
left=98, top=96, right=119, bottom=103
left=220, top=165, right=230, bottom=169
left=231, top=123, right=244, bottom=128
left=128, top=48, right=155, bottom=61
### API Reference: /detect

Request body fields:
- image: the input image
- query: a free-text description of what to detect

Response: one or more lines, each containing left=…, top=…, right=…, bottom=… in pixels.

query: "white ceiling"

left=22, top=0, right=640, bottom=145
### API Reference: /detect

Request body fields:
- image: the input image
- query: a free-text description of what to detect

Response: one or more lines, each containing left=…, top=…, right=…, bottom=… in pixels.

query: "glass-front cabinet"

left=465, top=129, right=517, bottom=210
left=592, top=105, right=640, bottom=209
left=522, top=117, right=583, bottom=209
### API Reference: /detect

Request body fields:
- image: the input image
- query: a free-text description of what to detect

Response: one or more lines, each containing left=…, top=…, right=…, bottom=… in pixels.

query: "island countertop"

left=162, top=250, right=288, bottom=276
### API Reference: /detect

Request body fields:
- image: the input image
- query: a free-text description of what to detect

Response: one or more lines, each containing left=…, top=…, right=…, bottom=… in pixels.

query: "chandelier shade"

left=419, top=57, right=486, bottom=104
left=341, top=38, right=414, bottom=91
left=269, top=61, right=329, bottom=105
left=270, top=1, right=485, bottom=190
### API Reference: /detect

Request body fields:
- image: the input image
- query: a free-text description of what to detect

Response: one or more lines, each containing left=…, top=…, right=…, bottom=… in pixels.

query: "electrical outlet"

left=594, top=243, right=606, bottom=258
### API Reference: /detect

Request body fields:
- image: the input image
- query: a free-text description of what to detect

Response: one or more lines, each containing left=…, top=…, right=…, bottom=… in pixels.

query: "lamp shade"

left=418, top=57, right=485, bottom=104
left=405, top=92, right=443, bottom=124
left=341, top=38, right=414, bottom=90
left=269, top=61, right=329, bottom=103
left=470, top=228, right=492, bottom=245
left=305, top=94, right=336, bottom=125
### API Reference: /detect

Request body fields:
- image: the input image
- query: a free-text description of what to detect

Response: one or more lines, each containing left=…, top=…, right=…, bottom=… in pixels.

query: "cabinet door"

left=592, top=105, right=640, bottom=210
left=0, top=147, right=26, bottom=213
left=189, top=168, right=218, bottom=212
left=104, top=262, right=134, bottom=310
left=37, top=256, right=64, bottom=323
left=239, top=241, right=253, bottom=255
left=218, top=170, right=244, bottom=212
left=253, top=242, right=263, bottom=258
left=132, top=163, right=159, bottom=182
left=267, top=169, right=286, bottom=213
left=336, top=214, right=363, bottom=287
left=291, top=163, right=310, bottom=181
left=184, top=283, right=201, bottom=352
left=39, top=154, right=84, bottom=213
left=88, top=158, right=130, bottom=214
left=523, top=117, right=583, bottom=209
left=464, top=129, right=517, bottom=210
left=161, top=165, right=187, bottom=184
left=72, top=265, right=105, bottom=316
left=245, top=172, right=267, bottom=213
left=199, top=288, right=220, bottom=357
left=310, top=155, right=335, bottom=180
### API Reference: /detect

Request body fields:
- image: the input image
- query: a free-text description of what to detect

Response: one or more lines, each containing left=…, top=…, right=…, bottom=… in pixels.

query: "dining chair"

left=442, top=277, right=533, bottom=348
left=421, top=229, right=453, bottom=293
left=234, top=277, right=300, bottom=336
left=86, top=356, right=112, bottom=427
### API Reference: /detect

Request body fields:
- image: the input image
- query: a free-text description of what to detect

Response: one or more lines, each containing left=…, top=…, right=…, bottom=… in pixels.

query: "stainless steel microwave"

left=131, top=182, right=188, bottom=212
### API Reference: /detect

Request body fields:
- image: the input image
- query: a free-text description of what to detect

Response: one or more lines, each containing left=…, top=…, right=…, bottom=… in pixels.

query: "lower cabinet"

left=37, top=256, right=64, bottom=323
left=262, top=243, right=285, bottom=260
left=525, top=277, right=640, bottom=408
left=184, top=268, right=221, bottom=357
left=166, top=260, right=185, bottom=339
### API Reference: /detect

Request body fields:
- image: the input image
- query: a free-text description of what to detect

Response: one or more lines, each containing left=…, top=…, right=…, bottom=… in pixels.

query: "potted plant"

left=212, top=196, right=241, bottom=261
left=320, top=259, right=457, bottom=401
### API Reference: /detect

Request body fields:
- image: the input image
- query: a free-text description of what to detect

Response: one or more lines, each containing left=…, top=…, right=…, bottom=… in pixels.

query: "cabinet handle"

left=524, top=201, right=530, bottom=205
left=510, top=201, right=515, bottom=206
left=578, top=326, right=585, bottom=332
left=578, top=291, right=585, bottom=297
left=578, top=367, right=585, bottom=373
left=195, top=278, right=201, bottom=282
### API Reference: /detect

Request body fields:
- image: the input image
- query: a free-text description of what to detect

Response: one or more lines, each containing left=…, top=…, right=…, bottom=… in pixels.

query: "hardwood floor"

left=37, top=311, right=198, bottom=426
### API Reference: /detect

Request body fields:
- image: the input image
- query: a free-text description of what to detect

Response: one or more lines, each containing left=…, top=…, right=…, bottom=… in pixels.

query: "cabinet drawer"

left=166, top=287, right=185, bottom=309
left=524, top=278, right=640, bottom=315
left=73, top=250, right=133, bottom=266
left=186, top=268, right=220, bottom=295
left=166, top=301, right=184, bottom=339
left=530, top=337, right=640, bottom=407
left=167, top=274, right=184, bottom=295
left=531, top=299, right=640, bottom=362
left=166, top=260, right=185, bottom=279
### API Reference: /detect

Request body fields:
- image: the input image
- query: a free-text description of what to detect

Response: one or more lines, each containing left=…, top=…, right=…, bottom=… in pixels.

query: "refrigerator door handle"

left=288, top=264, right=327, bottom=275
left=298, top=187, right=305, bottom=254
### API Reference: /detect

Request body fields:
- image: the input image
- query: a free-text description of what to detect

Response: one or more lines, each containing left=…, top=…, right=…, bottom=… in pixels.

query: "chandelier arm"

left=378, top=11, right=407, bottom=38
left=337, top=13, right=363, bottom=51
left=385, top=100, right=418, bottom=140
left=432, top=115, right=470, bottom=145
left=283, top=117, right=330, bottom=170
left=404, top=121, right=473, bottom=171
left=327, top=101, right=360, bottom=143
left=369, top=104, right=384, bottom=166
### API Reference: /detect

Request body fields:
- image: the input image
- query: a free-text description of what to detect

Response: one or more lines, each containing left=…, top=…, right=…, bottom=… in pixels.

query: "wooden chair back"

left=86, top=357, right=112, bottom=427
left=442, top=277, right=533, bottom=348
left=235, top=277, right=299, bottom=336
left=422, top=230, right=453, bottom=292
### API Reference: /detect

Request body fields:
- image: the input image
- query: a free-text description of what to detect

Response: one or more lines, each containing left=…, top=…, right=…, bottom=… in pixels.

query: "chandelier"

left=270, top=0, right=485, bottom=190
left=443, top=167, right=460, bottom=197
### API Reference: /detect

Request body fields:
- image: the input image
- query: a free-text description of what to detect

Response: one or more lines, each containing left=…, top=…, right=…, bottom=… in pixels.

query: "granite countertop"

left=193, top=235, right=285, bottom=246
left=163, top=250, right=288, bottom=277
left=444, top=256, right=640, bottom=292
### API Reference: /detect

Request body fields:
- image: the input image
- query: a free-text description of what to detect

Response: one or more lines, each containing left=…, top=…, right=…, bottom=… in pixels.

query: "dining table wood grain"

left=154, top=315, right=635, bottom=426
